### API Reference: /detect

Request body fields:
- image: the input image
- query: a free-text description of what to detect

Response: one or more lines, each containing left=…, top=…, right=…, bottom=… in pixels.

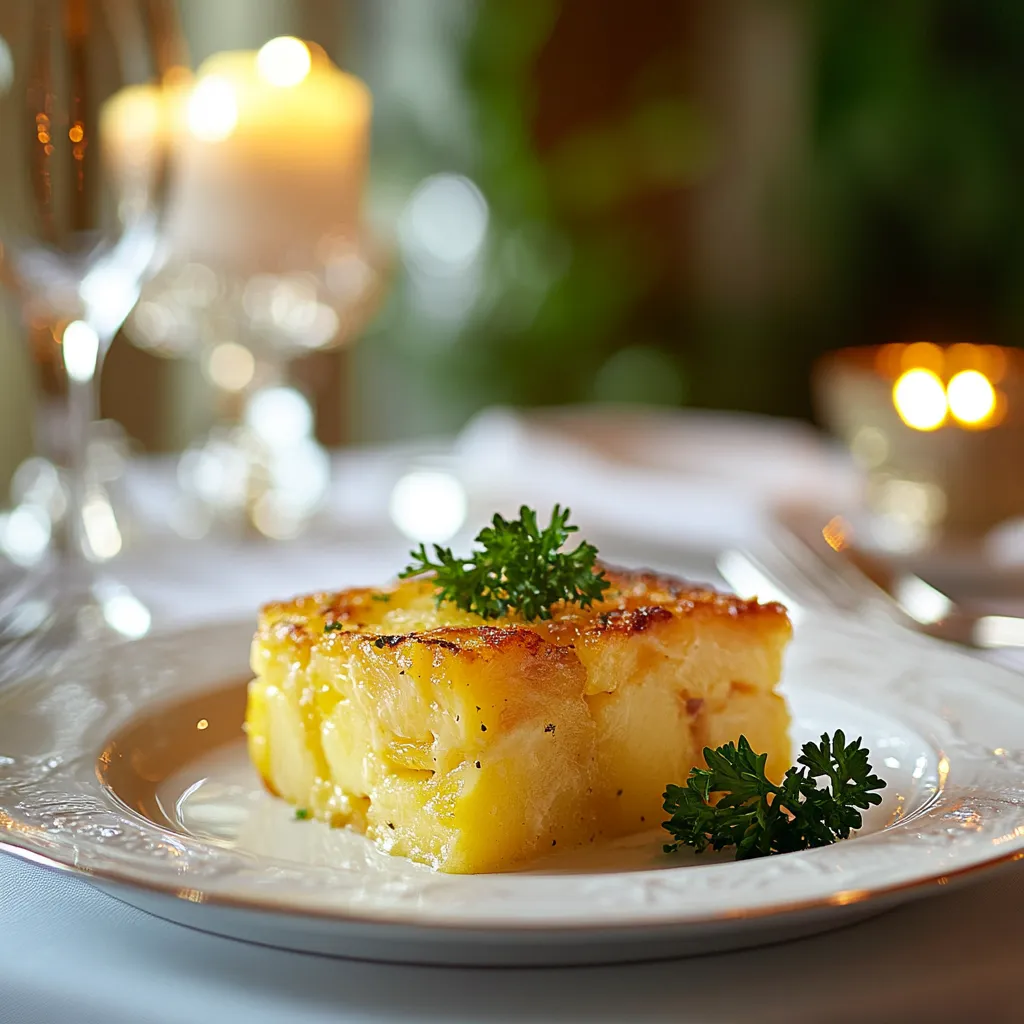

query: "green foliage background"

left=355, top=0, right=1024, bottom=441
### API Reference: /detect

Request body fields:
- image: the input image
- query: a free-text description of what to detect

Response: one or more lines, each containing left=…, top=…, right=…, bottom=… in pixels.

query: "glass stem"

left=60, top=337, right=107, bottom=583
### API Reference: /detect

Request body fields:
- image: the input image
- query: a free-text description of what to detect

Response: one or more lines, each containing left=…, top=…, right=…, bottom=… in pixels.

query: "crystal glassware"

left=0, top=0, right=182, bottom=654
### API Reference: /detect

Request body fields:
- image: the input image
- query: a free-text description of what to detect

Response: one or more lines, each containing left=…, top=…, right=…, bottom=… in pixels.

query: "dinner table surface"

left=2, top=409, right=1023, bottom=1024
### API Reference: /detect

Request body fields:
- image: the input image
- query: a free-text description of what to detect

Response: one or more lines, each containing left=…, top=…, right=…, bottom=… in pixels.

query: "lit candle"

left=100, top=84, right=165, bottom=178
left=99, top=74, right=188, bottom=223
left=814, top=342, right=1024, bottom=542
left=165, top=38, right=371, bottom=273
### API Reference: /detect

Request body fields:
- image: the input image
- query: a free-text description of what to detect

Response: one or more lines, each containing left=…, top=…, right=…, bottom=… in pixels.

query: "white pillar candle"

left=165, top=38, right=371, bottom=274
left=100, top=74, right=189, bottom=224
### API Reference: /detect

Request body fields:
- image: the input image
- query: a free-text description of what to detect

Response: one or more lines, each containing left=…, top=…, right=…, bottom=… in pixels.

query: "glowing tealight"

left=256, top=37, right=312, bottom=88
left=947, top=369, right=996, bottom=427
left=892, top=368, right=947, bottom=431
left=187, top=75, right=238, bottom=142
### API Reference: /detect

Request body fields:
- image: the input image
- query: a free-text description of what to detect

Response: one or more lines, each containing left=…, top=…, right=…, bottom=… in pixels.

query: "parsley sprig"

left=663, top=731, right=886, bottom=860
left=399, top=504, right=610, bottom=621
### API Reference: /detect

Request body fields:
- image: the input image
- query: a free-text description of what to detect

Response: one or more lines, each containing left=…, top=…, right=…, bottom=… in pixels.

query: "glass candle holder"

left=122, top=36, right=386, bottom=539
left=813, top=342, right=1024, bottom=551
left=127, top=232, right=383, bottom=539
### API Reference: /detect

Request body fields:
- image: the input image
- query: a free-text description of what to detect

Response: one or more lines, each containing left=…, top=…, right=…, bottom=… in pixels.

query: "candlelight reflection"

left=821, top=515, right=849, bottom=552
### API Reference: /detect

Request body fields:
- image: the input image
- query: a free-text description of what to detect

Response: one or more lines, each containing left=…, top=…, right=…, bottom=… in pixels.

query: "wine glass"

left=0, top=0, right=182, bottom=661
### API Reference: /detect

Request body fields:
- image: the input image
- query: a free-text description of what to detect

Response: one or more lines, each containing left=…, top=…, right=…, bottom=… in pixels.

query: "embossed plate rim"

left=2, top=614, right=1024, bottom=935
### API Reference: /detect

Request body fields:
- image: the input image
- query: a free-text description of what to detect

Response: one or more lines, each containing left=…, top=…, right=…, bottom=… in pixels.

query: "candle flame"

left=892, top=361, right=1004, bottom=431
left=187, top=75, right=238, bottom=142
left=892, top=368, right=947, bottom=431
left=947, top=369, right=997, bottom=427
left=257, top=37, right=312, bottom=89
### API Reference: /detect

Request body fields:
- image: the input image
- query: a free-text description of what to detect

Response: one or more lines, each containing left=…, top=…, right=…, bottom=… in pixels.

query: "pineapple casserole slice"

left=247, top=567, right=792, bottom=874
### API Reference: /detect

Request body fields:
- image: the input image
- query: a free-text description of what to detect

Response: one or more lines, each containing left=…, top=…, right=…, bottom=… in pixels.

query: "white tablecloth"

left=3, top=854, right=1022, bottom=1024
left=2, top=410, right=1022, bottom=1023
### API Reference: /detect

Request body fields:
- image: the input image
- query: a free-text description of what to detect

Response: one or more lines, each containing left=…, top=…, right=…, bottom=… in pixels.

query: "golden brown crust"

left=351, top=625, right=555, bottom=662
left=255, top=564, right=790, bottom=658
left=248, top=561, right=793, bottom=870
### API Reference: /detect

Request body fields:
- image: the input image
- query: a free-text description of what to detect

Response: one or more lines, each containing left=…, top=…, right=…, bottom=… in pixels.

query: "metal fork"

left=717, top=509, right=928, bottom=635
left=721, top=508, right=1024, bottom=655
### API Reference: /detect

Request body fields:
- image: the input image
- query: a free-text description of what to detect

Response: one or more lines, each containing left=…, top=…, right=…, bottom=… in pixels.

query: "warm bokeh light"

left=892, top=368, right=947, bottom=430
left=900, top=341, right=944, bottom=376
left=206, top=342, right=255, bottom=393
left=944, top=342, right=979, bottom=377
left=947, top=369, right=996, bottom=426
left=980, top=344, right=1009, bottom=384
left=821, top=515, right=850, bottom=552
left=187, top=75, right=238, bottom=141
left=874, top=343, right=905, bottom=379
left=256, top=36, right=312, bottom=88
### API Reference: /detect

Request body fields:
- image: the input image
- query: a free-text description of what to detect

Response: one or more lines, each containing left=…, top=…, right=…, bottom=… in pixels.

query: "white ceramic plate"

left=1, top=612, right=1023, bottom=966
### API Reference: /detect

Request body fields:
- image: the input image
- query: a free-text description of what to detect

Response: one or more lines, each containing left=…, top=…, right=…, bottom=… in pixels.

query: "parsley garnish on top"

left=662, top=731, right=886, bottom=860
left=399, top=504, right=610, bottom=621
